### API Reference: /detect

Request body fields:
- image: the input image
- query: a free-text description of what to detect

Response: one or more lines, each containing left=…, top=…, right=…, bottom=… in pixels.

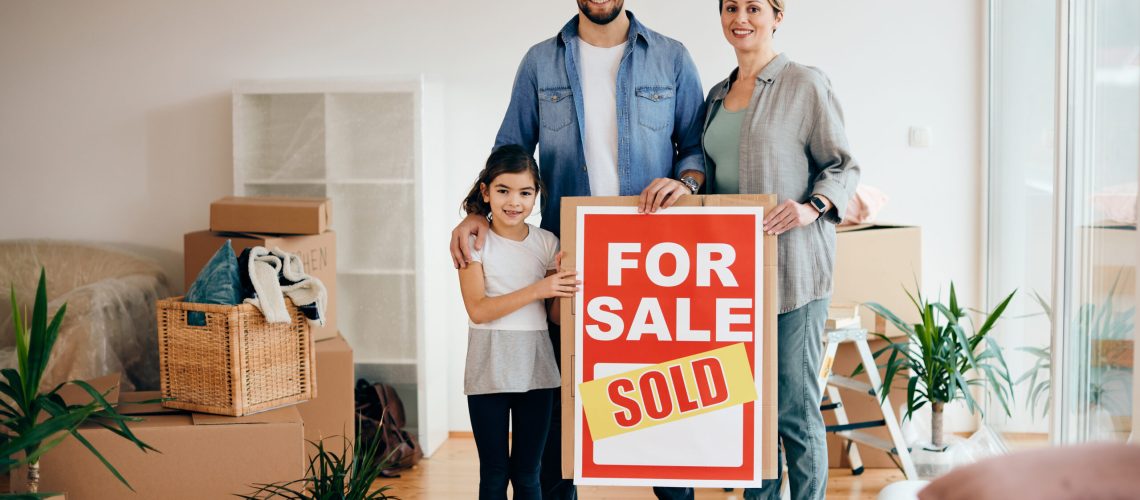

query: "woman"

left=702, top=1, right=860, bottom=499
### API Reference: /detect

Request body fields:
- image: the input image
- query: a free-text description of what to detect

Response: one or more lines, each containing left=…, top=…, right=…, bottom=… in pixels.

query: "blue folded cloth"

left=184, top=240, right=242, bottom=326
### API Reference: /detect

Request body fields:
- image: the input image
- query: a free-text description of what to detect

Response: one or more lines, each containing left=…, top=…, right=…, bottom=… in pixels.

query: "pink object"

left=919, top=442, right=1140, bottom=500
left=840, top=184, right=889, bottom=226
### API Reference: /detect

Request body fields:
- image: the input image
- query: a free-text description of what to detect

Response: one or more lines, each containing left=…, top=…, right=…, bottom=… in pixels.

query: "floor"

left=377, top=436, right=907, bottom=499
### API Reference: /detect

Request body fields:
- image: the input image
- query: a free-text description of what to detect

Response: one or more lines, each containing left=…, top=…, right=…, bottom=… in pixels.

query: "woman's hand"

left=450, top=213, right=490, bottom=269
left=533, top=269, right=579, bottom=299
left=638, top=177, right=690, bottom=214
left=763, top=199, right=822, bottom=235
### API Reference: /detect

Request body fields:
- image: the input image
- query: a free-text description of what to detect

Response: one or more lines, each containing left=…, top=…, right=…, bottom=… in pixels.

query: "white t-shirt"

left=468, top=224, right=560, bottom=330
left=578, top=39, right=626, bottom=197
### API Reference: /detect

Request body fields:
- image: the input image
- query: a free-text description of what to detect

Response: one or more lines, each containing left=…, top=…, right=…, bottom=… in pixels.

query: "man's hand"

left=450, top=213, right=490, bottom=269
left=763, top=199, right=822, bottom=236
left=638, top=177, right=690, bottom=214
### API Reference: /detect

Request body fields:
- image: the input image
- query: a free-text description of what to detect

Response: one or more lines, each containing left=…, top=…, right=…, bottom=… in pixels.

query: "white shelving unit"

left=233, top=78, right=448, bottom=456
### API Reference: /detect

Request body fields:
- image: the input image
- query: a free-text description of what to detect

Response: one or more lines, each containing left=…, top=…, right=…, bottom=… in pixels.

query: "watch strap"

left=809, top=195, right=827, bottom=214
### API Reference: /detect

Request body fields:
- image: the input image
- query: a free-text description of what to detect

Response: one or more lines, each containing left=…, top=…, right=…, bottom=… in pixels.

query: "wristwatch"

left=680, top=176, right=700, bottom=194
left=809, top=195, right=827, bottom=214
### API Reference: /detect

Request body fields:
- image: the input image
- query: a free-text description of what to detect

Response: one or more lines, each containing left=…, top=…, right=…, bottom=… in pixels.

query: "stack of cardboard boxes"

left=826, top=223, right=922, bottom=469
left=15, top=197, right=357, bottom=499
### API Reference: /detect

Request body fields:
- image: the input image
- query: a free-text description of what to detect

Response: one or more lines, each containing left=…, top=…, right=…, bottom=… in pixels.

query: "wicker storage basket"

left=157, top=296, right=317, bottom=416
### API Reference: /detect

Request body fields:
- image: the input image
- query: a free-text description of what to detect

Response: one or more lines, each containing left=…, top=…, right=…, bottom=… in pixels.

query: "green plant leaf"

left=0, top=269, right=154, bottom=486
left=68, top=429, right=136, bottom=491
left=984, top=337, right=1015, bottom=390
left=1031, top=290, right=1052, bottom=319
left=932, top=303, right=956, bottom=327
left=38, top=304, right=67, bottom=380
left=61, top=381, right=155, bottom=454
left=237, top=426, right=396, bottom=499
left=27, top=303, right=66, bottom=401
left=949, top=323, right=979, bottom=369
left=980, top=365, right=1012, bottom=416
left=0, top=408, right=91, bottom=471
left=974, top=290, right=1017, bottom=343
left=864, top=301, right=917, bottom=338
left=905, top=376, right=922, bottom=417
left=0, top=369, right=28, bottom=414
left=25, top=270, right=49, bottom=398
left=10, top=286, right=28, bottom=386
left=949, top=282, right=962, bottom=319
left=879, top=346, right=903, bottom=403
left=951, top=371, right=978, bottom=414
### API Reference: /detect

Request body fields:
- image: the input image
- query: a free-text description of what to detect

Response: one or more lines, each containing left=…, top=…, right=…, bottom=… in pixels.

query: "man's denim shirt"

left=494, top=11, right=706, bottom=237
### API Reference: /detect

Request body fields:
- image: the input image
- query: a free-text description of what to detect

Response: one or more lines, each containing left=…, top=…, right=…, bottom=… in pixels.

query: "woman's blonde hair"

left=718, top=0, right=784, bottom=16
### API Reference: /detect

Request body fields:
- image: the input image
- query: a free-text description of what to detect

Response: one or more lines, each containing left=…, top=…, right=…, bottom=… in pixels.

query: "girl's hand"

left=534, top=270, right=580, bottom=299
left=763, top=199, right=822, bottom=235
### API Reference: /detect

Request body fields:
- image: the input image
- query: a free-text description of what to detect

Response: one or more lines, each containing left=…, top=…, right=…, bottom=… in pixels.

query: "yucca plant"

left=1, top=269, right=157, bottom=496
left=237, top=430, right=397, bottom=500
left=859, top=283, right=1017, bottom=449
left=1018, top=278, right=1135, bottom=420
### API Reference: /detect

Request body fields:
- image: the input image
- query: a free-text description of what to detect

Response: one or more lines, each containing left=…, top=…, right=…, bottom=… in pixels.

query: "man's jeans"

left=745, top=298, right=830, bottom=500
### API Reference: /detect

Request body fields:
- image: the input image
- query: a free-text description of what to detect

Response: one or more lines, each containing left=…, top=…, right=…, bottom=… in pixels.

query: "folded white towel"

left=243, top=247, right=291, bottom=323
left=273, top=247, right=327, bottom=327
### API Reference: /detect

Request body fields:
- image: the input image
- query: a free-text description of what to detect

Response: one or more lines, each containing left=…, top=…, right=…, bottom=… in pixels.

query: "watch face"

left=811, top=197, right=826, bottom=212
left=682, top=177, right=698, bottom=193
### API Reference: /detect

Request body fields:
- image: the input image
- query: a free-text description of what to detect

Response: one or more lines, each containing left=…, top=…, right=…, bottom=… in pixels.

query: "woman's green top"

left=702, top=101, right=744, bottom=195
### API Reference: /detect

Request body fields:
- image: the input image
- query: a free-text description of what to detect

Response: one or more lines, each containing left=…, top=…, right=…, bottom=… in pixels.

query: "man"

left=449, top=2, right=707, bottom=498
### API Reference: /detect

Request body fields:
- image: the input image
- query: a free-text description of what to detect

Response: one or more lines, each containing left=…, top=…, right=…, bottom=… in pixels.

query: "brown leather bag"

left=355, top=379, right=423, bottom=477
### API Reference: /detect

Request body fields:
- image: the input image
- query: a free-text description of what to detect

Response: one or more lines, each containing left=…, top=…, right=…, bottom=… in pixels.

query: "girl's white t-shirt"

left=468, top=224, right=559, bottom=330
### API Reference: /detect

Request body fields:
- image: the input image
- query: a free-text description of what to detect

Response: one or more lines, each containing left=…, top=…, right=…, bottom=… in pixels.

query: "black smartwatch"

left=809, top=195, right=827, bottom=215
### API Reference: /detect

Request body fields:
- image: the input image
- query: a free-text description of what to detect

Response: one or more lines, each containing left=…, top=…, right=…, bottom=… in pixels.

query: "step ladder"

left=818, top=327, right=918, bottom=480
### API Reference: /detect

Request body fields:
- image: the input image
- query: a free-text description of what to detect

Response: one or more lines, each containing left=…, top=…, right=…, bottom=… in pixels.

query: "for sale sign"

left=572, top=204, right=769, bottom=488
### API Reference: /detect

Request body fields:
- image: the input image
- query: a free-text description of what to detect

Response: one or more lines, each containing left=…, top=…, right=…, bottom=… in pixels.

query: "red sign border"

left=572, top=206, right=767, bottom=488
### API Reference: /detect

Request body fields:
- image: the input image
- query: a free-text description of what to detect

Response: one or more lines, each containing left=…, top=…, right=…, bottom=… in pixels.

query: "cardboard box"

left=297, top=333, right=356, bottom=453
left=210, top=196, right=332, bottom=235
left=823, top=337, right=910, bottom=469
left=1081, top=226, right=1136, bottom=302
left=558, top=194, right=778, bottom=481
left=184, top=229, right=338, bottom=341
left=834, top=224, right=922, bottom=338
left=828, top=224, right=920, bottom=468
left=12, top=392, right=305, bottom=500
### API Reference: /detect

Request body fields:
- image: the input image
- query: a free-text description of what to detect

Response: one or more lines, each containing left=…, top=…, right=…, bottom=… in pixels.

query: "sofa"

left=0, top=241, right=170, bottom=391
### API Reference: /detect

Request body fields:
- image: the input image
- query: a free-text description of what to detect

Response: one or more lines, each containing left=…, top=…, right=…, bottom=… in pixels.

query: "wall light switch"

left=908, top=126, right=932, bottom=148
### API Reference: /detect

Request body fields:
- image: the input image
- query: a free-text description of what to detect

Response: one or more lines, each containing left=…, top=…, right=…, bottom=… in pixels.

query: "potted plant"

left=237, top=431, right=397, bottom=500
left=1019, top=282, right=1134, bottom=436
left=1, top=269, right=157, bottom=496
left=860, top=283, right=1017, bottom=476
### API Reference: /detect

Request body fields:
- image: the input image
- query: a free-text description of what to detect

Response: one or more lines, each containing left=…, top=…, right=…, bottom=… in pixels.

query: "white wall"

left=0, top=0, right=984, bottom=432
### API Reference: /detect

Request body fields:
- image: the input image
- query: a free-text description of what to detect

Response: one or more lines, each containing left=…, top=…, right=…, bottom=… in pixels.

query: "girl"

left=457, top=144, right=578, bottom=500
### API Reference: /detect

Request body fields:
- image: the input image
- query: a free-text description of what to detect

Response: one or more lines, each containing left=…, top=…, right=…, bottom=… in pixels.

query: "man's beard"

left=577, top=0, right=624, bottom=25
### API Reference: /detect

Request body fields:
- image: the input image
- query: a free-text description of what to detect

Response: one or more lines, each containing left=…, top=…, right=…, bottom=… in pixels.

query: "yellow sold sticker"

left=579, top=343, right=758, bottom=440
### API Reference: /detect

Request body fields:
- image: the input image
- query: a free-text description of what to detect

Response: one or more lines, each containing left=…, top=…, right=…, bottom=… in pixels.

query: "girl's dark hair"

left=461, top=144, right=544, bottom=217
